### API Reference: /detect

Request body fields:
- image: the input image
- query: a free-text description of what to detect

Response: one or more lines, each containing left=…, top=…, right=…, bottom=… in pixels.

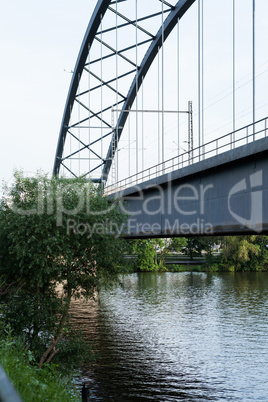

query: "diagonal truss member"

left=53, top=0, right=196, bottom=183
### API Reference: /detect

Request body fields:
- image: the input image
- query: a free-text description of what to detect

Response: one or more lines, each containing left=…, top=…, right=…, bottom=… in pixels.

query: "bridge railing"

left=104, top=117, right=268, bottom=196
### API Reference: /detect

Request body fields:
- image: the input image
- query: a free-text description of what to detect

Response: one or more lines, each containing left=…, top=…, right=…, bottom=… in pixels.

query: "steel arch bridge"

left=53, top=0, right=268, bottom=193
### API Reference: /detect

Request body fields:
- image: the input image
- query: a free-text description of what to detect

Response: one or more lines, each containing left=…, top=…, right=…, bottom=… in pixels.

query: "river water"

left=72, top=272, right=268, bottom=401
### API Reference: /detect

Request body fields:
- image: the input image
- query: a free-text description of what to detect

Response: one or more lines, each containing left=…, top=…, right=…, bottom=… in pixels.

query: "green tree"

left=222, top=235, right=268, bottom=271
left=183, top=237, right=210, bottom=260
left=156, top=238, right=170, bottom=269
left=132, top=239, right=158, bottom=271
left=169, top=237, right=187, bottom=253
left=0, top=171, right=128, bottom=354
left=132, top=238, right=182, bottom=271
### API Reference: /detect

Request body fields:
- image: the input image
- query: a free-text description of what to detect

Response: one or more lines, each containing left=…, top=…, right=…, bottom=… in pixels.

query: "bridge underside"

left=113, top=137, right=268, bottom=238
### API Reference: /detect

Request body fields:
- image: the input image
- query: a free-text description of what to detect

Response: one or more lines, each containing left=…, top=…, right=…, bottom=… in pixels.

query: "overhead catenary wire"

left=158, top=47, right=161, bottom=166
left=88, top=44, right=91, bottom=178
left=78, top=73, right=81, bottom=176
left=128, top=106, right=131, bottom=179
left=142, top=75, right=144, bottom=172
left=198, top=0, right=204, bottom=160
left=116, top=0, right=119, bottom=184
left=69, top=104, right=72, bottom=175
left=177, top=16, right=180, bottom=160
left=161, top=0, right=165, bottom=165
left=100, top=13, right=104, bottom=164
left=135, top=0, right=139, bottom=174
left=233, top=0, right=236, bottom=143
left=253, top=0, right=255, bottom=138
left=201, top=0, right=204, bottom=153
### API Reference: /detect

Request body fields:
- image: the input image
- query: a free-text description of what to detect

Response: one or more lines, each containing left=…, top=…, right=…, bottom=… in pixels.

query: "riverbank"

left=130, top=236, right=268, bottom=272
left=0, top=328, right=80, bottom=401
left=131, top=251, right=268, bottom=272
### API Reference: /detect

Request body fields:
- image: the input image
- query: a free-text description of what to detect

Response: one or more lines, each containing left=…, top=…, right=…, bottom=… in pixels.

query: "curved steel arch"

left=53, top=0, right=111, bottom=176
left=53, top=0, right=196, bottom=181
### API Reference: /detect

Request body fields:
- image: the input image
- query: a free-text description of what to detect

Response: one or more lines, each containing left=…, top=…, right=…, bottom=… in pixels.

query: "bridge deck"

left=110, top=137, right=268, bottom=238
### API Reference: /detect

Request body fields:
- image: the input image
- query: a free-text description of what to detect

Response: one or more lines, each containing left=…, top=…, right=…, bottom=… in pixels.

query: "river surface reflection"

left=71, top=272, right=268, bottom=401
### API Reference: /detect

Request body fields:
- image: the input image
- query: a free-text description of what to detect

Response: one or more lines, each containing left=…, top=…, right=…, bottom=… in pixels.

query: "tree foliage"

left=221, top=235, right=268, bottom=271
left=131, top=235, right=268, bottom=272
left=132, top=239, right=158, bottom=271
left=183, top=237, right=210, bottom=260
left=0, top=171, right=129, bottom=353
left=132, top=237, right=188, bottom=271
left=169, top=237, right=187, bottom=253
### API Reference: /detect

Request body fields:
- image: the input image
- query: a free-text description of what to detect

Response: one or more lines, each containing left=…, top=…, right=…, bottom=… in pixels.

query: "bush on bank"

left=0, top=171, right=130, bottom=388
left=0, top=326, right=80, bottom=401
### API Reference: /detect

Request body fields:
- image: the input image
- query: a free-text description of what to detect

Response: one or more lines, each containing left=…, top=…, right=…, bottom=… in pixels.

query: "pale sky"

left=1, top=0, right=267, bottom=188
left=0, top=0, right=95, bottom=186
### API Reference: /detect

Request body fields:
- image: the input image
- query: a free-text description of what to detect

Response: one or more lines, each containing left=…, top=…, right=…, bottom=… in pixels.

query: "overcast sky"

left=0, top=0, right=95, bottom=187
left=1, top=0, right=267, bottom=188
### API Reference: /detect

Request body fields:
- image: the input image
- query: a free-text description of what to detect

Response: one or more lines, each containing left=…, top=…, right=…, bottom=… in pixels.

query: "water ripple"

left=74, top=272, right=268, bottom=401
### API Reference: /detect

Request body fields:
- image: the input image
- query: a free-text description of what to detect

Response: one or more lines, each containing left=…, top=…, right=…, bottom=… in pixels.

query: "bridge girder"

left=119, top=137, right=268, bottom=238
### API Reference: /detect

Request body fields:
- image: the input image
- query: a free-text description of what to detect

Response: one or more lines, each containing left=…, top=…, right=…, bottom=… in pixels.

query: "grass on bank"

left=0, top=327, right=80, bottom=402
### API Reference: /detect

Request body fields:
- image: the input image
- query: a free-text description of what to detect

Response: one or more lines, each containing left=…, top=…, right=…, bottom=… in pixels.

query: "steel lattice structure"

left=53, top=0, right=196, bottom=184
left=53, top=0, right=266, bottom=191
